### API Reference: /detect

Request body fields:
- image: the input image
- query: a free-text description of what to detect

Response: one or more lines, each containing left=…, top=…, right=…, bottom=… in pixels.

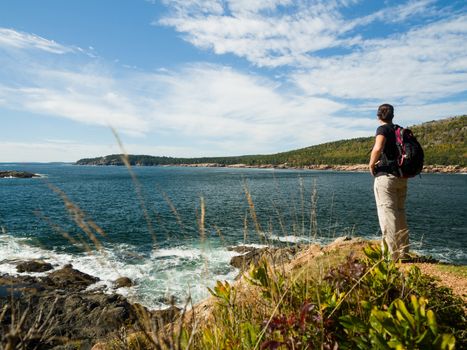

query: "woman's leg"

left=394, top=178, right=409, bottom=258
left=374, top=175, right=410, bottom=260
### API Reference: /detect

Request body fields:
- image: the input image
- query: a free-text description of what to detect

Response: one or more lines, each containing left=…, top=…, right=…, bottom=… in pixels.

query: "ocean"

left=1, top=163, right=466, bottom=309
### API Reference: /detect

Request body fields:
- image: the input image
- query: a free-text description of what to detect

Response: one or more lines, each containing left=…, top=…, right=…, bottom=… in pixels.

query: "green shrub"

left=186, top=244, right=465, bottom=349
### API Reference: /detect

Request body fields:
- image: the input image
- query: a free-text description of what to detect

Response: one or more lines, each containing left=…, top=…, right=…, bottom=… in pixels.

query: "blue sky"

left=0, top=0, right=466, bottom=162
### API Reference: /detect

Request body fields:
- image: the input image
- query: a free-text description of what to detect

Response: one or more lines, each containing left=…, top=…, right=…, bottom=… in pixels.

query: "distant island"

left=0, top=171, right=39, bottom=178
left=76, top=115, right=466, bottom=172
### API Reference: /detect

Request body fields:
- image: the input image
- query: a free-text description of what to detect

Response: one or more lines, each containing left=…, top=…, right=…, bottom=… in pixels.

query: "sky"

left=0, top=0, right=466, bottom=162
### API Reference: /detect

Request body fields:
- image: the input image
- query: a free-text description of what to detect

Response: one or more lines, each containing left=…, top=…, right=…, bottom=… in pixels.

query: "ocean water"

left=0, top=163, right=466, bottom=309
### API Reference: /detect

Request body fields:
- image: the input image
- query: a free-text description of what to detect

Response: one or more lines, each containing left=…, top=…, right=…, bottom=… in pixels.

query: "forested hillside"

left=76, top=115, right=466, bottom=167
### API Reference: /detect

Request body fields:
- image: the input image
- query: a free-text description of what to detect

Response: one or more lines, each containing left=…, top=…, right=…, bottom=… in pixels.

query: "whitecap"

left=0, top=234, right=242, bottom=309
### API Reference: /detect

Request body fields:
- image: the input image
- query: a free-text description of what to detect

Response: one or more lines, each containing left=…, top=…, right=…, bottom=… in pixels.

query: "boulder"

left=332, top=236, right=352, bottom=244
left=16, top=260, right=53, bottom=273
left=230, top=248, right=266, bottom=269
left=228, top=246, right=259, bottom=254
left=114, top=277, right=133, bottom=288
left=151, top=305, right=181, bottom=325
left=47, top=265, right=99, bottom=290
left=229, top=245, right=304, bottom=273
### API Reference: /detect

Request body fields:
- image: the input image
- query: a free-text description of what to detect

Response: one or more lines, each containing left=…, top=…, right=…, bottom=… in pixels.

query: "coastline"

left=164, top=163, right=467, bottom=174
left=73, top=161, right=466, bottom=173
left=3, top=238, right=464, bottom=348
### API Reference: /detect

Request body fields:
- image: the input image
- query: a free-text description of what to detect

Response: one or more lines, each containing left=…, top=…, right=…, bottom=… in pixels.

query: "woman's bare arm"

left=369, top=134, right=386, bottom=176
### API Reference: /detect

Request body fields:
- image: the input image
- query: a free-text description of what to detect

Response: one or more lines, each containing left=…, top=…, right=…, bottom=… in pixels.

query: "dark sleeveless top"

left=375, top=123, right=399, bottom=177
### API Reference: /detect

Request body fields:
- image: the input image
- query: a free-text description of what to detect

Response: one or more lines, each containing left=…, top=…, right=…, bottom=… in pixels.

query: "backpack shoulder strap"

left=393, top=125, right=403, bottom=144
left=393, top=125, right=405, bottom=167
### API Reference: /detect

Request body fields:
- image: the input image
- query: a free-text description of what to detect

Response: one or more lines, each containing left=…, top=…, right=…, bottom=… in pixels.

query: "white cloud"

left=0, top=27, right=353, bottom=154
left=0, top=36, right=352, bottom=156
left=292, top=15, right=467, bottom=103
left=0, top=28, right=74, bottom=54
left=158, top=0, right=352, bottom=67
left=350, top=0, right=437, bottom=28
left=0, top=141, right=200, bottom=162
left=397, top=101, right=467, bottom=126
left=0, top=83, right=149, bottom=137
left=0, top=141, right=116, bottom=163
left=137, top=64, right=349, bottom=147
left=157, top=0, right=438, bottom=67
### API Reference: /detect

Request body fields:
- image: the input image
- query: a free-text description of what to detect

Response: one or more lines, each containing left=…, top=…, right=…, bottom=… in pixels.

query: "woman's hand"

left=369, top=135, right=386, bottom=176
left=369, top=161, right=380, bottom=176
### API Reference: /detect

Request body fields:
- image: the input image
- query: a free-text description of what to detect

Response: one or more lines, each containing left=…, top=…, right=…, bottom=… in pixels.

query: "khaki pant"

left=374, top=174, right=409, bottom=260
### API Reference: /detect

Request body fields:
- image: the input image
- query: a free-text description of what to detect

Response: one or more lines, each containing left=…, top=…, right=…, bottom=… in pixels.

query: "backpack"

left=394, top=125, right=424, bottom=178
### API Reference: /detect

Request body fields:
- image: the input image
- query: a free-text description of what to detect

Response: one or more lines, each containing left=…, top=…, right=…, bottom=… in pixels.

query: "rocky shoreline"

left=75, top=159, right=466, bottom=173
left=0, top=262, right=179, bottom=349
left=0, top=238, right=360, bottom=349
left=0, top=242, right=313, bottom=349
left=171, top=163, right=467, bottom=174
left=1, top=238, right=464, bottom=349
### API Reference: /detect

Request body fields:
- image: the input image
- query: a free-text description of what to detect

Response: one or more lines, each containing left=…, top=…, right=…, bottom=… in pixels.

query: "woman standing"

left=369, top=104, right=409, bottom=260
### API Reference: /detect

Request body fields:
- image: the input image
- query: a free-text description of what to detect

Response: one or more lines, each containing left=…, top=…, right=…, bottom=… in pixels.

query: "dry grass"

left=403, top=263, right=467, bottom=302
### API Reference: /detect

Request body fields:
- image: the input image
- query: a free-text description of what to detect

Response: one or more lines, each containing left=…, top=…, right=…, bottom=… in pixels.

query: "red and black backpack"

left=393, top=125, right=424, bottom=178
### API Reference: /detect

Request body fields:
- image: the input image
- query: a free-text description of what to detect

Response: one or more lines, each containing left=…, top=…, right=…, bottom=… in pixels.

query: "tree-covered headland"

left=76, top=116, right=466, bottom=167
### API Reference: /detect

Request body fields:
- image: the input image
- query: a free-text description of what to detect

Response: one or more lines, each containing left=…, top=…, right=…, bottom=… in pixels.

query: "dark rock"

left=227, top=246, right=259, bottom=254
left=230, top=245, right=304, bottom=274
left=0, top=263, right=184, bottom=349
left=16, top=260, right=53, bottom=273
left=0, top=274, right=45, bottom=298
left=230, top=248, right=267, bottom=269
left=331, top=236, right=352, bottom=244
left=151, top=305, right=181, bottom=325
left=0, top=171, right=39, bottom=178
left=114, top=277, right=133, bottom=288
left=0, top=272, right=146, bottom=348
left=47, top=265, right=99, bottom=290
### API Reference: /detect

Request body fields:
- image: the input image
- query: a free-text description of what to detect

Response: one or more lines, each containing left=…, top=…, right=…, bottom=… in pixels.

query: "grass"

left=178, top=243, right=465, bottom=350
left=435, top=265, right=467, bottom=279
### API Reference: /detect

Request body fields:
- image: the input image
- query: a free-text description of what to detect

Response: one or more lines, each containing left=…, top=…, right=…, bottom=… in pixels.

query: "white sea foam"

left=128, top=244, right=240, bottom=308
left=3, top=232, right=459, bottom=310
left=267, top=234, right=312, bottom=243
left=0, top=234, right=242, bottom=309
left=0, top=234, right=70, bottom=275
left=230, top=243, right=268, bottom=249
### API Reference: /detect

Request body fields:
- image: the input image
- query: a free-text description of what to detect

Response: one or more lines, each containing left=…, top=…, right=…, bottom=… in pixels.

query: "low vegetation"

left=76, top=115, right=467, bottom=167
left=95, top=242, right=465, bottom=350
left=188, top=245, right=464, bottom=349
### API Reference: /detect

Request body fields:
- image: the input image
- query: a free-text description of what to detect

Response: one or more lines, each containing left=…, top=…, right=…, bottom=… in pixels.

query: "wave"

left=0, top=234, right=240, bottom=309
left=0, top=232, right=463, bottom=309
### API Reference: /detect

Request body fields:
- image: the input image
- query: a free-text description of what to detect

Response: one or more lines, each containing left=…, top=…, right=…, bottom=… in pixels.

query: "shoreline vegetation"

left=75, top=115, right=467, bottom=173
left=1, top=238, right=465, bottom=349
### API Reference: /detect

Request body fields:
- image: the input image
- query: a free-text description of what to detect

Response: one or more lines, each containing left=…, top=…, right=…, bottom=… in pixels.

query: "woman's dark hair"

left=377, top=104, right=394, bottom=121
